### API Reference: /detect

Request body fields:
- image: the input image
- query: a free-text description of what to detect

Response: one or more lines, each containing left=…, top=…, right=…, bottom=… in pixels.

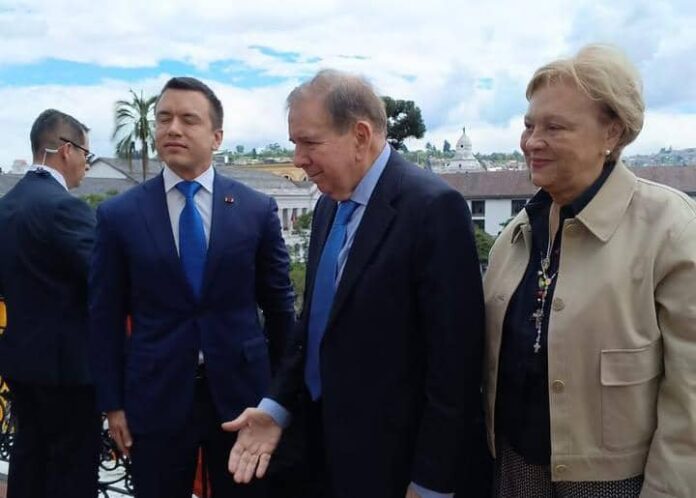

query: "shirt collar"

left=349, top=142, right=391, bottom=206
left=524, top=162, right=615, bottom=223
left=163, top=163, right=215, bottom=193
left=28, top=164, right=68, bottom=191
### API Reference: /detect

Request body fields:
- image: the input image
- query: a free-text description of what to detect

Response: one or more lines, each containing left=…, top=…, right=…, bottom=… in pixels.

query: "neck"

left=548, top=164, right=604, bottom=206
left=170, top=163, right=210, bottom=181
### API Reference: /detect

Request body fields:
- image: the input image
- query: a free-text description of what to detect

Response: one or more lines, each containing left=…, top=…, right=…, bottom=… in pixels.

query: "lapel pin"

left=224, top=196, right=235, bottom=204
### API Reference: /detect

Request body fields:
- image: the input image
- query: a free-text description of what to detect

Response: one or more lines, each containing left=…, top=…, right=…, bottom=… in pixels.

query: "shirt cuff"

left=258, top=397, right=292, bottom=428
left=410, top=482, right=454, bottom=498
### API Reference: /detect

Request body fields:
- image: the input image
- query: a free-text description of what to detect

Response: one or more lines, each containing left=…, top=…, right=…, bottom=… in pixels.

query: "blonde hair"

left=526, top=44, right=645, bottom=161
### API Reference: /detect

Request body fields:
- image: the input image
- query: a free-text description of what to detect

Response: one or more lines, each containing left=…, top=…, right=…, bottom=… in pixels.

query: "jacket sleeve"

left=642, top=216, right=696, bottom=497
left=88, top=204, right=130, bottom=413
left=411, top=189, right=486, bottom=492
left=255, top=196, right=296, bottom=371
left=52, top=196, right=96, bottom=280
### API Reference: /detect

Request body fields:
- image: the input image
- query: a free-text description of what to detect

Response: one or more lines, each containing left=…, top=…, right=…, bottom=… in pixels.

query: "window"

left=511, top=199, right=528, bottom=216
left=473, top=219, right=485, bottom=231
left=471, top=200, right=485, bottom=216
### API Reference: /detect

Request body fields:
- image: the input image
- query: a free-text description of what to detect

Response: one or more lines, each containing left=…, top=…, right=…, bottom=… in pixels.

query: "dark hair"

left=287, top=69, right=387, bottom=135
left=30, top=109, right=89, bottom=156
left=157, top=76, right=224, bottom=129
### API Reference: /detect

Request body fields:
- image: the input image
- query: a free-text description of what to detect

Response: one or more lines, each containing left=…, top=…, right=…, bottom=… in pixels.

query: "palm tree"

left=113, top=90, right=157, bottom=181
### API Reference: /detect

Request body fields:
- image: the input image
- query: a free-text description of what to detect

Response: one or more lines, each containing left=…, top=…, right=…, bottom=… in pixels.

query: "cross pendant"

left=533, top=342, right=541, bottom=353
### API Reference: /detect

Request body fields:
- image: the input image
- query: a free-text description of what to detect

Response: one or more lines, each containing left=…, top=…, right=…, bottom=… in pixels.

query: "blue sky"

left=0, top=0, right=695, bottom=166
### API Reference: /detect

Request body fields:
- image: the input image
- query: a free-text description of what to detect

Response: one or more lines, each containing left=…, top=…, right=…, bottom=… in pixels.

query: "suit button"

left=555, top=464, right=568, bottom=475
left=552, top=298, right=565, bottom=311
left=551, top=380, right=565, bottom=393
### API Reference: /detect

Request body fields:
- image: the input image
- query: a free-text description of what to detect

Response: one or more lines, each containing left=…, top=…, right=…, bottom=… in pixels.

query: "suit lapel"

left=327, top=157, right=400, bottom=328
left=200, top=172, right=239, bottom=297
left=139, top=174, right=193, bottom=298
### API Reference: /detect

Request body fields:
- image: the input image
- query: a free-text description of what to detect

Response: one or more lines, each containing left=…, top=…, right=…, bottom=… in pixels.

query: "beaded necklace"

left=531, top=205, right=558, bottom=354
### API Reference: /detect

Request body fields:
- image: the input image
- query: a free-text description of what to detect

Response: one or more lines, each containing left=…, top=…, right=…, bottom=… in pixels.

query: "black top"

left=496, top=163, right=614, bottom=464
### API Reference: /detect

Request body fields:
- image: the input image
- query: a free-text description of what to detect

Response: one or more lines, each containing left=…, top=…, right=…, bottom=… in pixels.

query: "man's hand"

left=222, top=408, right=283, bottom=483
left=405, top=485, right=423, bottom=498
left=106, top=410, right=132, bottom=458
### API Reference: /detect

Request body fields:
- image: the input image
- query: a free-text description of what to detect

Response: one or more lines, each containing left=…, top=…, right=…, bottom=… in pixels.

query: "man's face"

left=64, top=133, right=89, bottom=189
left=155, top=89, right=222, bottom=177
left=289, top=95, right=363, bottom=201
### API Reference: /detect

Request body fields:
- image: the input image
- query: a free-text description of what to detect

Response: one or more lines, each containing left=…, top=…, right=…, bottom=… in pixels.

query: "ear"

left=353, top=120, right=372, bottom=150
left=59, top=143, right=71, bottom=162
left=605, top=119, right=623, bottom=151
left=212, top=129, right=224, bottom=151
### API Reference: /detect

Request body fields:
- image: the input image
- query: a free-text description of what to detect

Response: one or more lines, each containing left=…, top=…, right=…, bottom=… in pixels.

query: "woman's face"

left=521, top=80, right=621, bottom=205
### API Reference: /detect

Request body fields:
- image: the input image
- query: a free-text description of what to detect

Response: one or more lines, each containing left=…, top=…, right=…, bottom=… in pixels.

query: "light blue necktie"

left=305, top=200, right=359, bottom=400
left=176, top=181, right=207, bottom=298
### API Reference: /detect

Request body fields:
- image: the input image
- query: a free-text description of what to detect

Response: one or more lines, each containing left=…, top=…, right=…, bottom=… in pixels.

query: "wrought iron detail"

left=0, top=376, right=134, bottom=496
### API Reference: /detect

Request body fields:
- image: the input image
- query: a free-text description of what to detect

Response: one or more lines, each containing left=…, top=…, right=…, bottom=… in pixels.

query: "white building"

left=441, top=166, right=696, bottom=236
left=432, top=127, right=484, bottom=173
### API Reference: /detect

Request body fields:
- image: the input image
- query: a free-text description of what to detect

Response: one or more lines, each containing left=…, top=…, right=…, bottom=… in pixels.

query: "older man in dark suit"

left=224, top=70, right=487, bottom=498
left=0, top=109, right=99, bottom=498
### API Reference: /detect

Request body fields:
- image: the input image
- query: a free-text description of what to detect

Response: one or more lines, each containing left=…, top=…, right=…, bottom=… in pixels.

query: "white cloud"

left=0, top=0, right=694, bottom=166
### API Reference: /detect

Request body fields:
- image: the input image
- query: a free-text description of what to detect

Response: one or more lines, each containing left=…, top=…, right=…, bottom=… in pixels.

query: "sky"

left=0, top=0, right=695, bottom=166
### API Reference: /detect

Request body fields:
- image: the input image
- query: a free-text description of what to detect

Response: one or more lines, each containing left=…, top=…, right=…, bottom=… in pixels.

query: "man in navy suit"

left=224, top=70, right=486, bottom=498
left=0, top=109, right=100, bottom=498
left=89, top=77, right=295, bottom=498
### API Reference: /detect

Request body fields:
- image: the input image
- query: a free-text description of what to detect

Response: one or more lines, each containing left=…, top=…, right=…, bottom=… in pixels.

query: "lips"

left=529, top=158, right=553, bottom=168
left=164, top=142, right=187, bottom=149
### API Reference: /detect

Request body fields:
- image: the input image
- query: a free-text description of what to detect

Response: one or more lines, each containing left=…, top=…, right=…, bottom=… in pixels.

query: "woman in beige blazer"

left=485, top=44, right=696, bottom=497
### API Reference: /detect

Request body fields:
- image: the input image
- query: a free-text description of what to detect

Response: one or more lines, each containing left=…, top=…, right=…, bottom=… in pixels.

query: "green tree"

left=443, top=140, right=452, bottom=157
left=381, top=96, right=426, bottom=151
left=235, top=145, right=245, bottom=154
left=113, top=89, right=157, bottom=182
left=80, top=189, right=120, bottom=209
left=288, top=210, right=313, bottom=311
left=474, top=226, right=495, bottom=265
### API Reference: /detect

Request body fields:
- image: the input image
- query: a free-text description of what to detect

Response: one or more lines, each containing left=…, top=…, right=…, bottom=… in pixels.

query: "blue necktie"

left=176, top=181, right=207, bottom=298
left=305, top=200, right=359, bottom=400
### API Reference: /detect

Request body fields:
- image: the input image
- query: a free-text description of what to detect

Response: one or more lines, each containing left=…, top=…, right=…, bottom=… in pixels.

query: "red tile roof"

left=441, top=165, right=696, bottom=199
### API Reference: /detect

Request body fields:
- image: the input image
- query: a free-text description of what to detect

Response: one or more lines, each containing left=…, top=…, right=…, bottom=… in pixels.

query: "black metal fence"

left=0, top=377, right=134, bottom=496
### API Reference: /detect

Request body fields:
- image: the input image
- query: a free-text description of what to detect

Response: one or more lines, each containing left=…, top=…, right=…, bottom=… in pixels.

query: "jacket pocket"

left=600, top=340, right=663, bottom=450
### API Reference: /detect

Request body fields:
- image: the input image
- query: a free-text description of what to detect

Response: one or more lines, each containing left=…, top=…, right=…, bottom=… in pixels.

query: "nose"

left=521, top=128, right=545, bottom=152
left=167, top=117, right=183, bottom=136
left=293, top=146, right=309, bottom=169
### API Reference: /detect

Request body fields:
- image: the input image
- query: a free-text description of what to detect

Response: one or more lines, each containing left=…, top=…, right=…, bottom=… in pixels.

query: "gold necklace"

left=532, top=205, right=558, bottom=354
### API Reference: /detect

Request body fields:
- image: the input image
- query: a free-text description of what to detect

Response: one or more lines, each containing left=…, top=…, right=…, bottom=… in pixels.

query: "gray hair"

left=287, top=69, right=387, bottom=135
left=526, top=44, right=645, bottom=162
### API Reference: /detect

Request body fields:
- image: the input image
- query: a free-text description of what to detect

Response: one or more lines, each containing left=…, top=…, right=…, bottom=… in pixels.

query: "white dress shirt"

left=162, top=164, right=214, bottom=254
left=28, top=164, right=68, bottom=191
left=162, top=163, right=215, bottom=365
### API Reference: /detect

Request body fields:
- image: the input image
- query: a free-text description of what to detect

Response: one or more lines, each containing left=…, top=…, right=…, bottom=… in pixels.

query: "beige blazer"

left=483, top=162, right=696, bottom=497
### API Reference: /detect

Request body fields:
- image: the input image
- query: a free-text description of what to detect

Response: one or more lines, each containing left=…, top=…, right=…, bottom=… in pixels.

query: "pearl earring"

left=605, top=149, right=612, bottom=157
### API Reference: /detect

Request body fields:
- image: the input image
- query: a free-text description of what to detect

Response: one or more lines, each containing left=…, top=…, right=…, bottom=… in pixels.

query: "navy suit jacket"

left=0, top=171, right=96, bottom=385
left=89, top=170, right=295, bottom=434
left=269, top=151, right=486, bottom=497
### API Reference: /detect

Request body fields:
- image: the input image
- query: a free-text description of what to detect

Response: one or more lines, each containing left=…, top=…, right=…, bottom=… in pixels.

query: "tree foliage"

left=113, top=89, right=157, bottom=181
left=80, top=189, right=120, bottom=209
left=474, top=226, right=495, bottom=265
left=381, top=96, right=426, bottom=151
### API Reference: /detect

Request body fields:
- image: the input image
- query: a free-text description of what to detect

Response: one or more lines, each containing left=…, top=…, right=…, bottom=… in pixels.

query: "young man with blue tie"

left=224, top=70, right=487, bottom=498
left=90, top=77, right=295, bottom=498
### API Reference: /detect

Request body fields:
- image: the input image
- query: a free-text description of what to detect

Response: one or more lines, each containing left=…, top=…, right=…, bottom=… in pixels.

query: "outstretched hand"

left=222, top=408, right=283, bottom=483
